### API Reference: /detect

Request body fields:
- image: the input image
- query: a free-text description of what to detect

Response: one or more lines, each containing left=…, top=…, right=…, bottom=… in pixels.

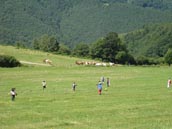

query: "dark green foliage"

left=164, top=48, right=172, bottom=66
left=115, top=51, right=136, bottom=64
left=1, top=0, right=172, bottom=46
left=0, top=55, right=21, bottom=67
left=32, top=35, right=59, bottom=52
left=47, top=36, right=60, bottom=52
left=60, top=1, right=172, bottom=45
left=136, top=56, right=150, bottom=65
left=102, top=32, right=125, bottom=62
left=128, top=0, right=172, bottom=11
left=90, top=32, right=127, bottom=62
left=123, top=23, right=172, bottom=58
left=0, top=0, right=70, bottom=46
left=32, top=39, right=40, bottom=50
left=135, top=56, right=161, bottom=65
left=1, top=0, right=172, bottom=65
left=58, top=44, right=71, bottom=55
left=90, top=39, right=104, bottom=60
left=15, top=41, right=26, bottom=49
left=72, top=43, right=89, bottom=57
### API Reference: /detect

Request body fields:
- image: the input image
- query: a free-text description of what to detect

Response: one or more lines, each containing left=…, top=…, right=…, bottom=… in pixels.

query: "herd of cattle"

left=42, top=59, right=115, bottom=66
left=75, top=61, right=115, bottom=66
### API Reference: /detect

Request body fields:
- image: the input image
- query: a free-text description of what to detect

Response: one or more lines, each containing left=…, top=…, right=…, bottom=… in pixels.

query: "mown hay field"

left=0, top=46, right=172, bottom=129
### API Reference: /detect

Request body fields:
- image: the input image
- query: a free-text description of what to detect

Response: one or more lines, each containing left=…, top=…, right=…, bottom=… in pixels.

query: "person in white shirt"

left=10, top=88, right=17, bottom=101
left=167, top=78, right=171, bottom=88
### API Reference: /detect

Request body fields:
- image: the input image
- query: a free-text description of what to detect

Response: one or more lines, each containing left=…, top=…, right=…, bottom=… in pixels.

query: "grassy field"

left=0, top=46, right=172, bottom=129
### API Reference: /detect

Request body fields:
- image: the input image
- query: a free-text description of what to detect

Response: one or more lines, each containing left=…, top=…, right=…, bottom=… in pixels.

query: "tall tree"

left=115, top=51, right=135, bottom=64
left=102, top=32, right=126, bottom=62
left=90, top=32, right=127, bottom=62
left=32, top=38, right=40, bottom=50
left=90, top=39, right=104, bottom=59
left=72, top=43, right=89, bottom=57
left=164, top=48, right=172, bottom=66
left=58, top=44, right=71, bottom=55
left=47, top=36, right=60, bottom=52
left=32, top=35, right=59, bottom=52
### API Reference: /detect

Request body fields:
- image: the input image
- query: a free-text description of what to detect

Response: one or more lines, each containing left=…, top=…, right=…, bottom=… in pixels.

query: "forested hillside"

left=127, top=0, right=172, bottom=11
left=122, top=23, right=172, bottom=58
left=1, top=0, right=172, bottom=47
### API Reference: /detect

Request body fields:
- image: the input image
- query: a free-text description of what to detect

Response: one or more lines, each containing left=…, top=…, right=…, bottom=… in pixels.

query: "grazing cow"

left=84, top=61, right=96, bottom=65
left=75, top=61, right=84, bottom=65
left=95, top=62, right=115, bottom=67
left=95, top=63, right=102, bottom=66
left=109, top=62, right=114, bottom=66
left=84, top=61, right=88, bottom=65
left=90, top=62, right=96, bottom=65
left=95, top=62, right=107, bottom=66
left=43, top=59, right=52, bottom=65
left=102, top=63, right=107, bottom=66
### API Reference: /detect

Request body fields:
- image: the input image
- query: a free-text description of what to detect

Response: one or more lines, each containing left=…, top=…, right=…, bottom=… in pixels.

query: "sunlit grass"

left=0, top=46, right=172, bottom=129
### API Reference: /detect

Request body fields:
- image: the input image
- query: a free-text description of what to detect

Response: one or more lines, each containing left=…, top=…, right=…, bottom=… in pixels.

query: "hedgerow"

left=0, top=55, right=21, bottom=67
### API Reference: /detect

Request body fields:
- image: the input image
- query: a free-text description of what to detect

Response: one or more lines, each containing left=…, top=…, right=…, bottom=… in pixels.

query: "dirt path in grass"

left=20, top=61, right=51, bottom=66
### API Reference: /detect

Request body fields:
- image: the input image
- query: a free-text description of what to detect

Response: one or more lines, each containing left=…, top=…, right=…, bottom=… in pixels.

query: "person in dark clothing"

left=42, top=80, right=47, bottom=90
left=72, top=82, right=77, bottom=91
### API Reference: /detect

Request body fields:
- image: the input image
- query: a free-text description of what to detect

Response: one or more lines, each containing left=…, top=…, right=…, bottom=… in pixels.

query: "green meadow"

left=0, top=46, right=172, bottom=129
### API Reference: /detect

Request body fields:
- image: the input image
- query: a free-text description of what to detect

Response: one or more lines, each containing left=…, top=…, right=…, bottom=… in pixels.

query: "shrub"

left=0, top=55, right=21, bottom=67
left=164, top=48, right=172, bottom=66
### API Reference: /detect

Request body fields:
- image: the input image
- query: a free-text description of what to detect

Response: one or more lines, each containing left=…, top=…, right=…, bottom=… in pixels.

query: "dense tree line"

left=30, top=32, right=172, bottom=65
left=1, top=30, right=171, bottom=67
left=31, top=32, right=133, bottom=64
left=13, top=23, right=172, bottom=66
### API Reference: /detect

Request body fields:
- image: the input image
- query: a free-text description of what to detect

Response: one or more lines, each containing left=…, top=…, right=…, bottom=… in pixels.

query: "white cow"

left=109, top=62, right=114, bottom=66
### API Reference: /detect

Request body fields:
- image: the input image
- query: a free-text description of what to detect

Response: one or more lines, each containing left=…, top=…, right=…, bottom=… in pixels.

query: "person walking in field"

left=97, top=81, right=103, bottom=95
left=107, top=78, right=110, bottom=87
left=42, top=80, right=47, bottom=90
left=72, top=82, right=77, bottom=91
left=101, top=76, right=105, bottom=83
left=10, top=88, right=17, bottom=101
left=167, top=78, right=171, bottom=88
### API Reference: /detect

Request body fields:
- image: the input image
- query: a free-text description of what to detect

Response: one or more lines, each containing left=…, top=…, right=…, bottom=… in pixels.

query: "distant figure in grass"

left=72, top=82, right=77, bottom=91
left=97, top=81, right=103, bottom=95
left=107, top=77, right=110, bottom=87
left=167, top=78, right=171, bottom=88
left=10, top=88, right=17, bottom=101
left=42, top=80, right=47, bottom=90
left=101, top=76, right=105, bottom=83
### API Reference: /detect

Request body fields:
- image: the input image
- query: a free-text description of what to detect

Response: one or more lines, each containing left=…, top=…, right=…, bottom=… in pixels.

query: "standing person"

left=107, top=78, right=110, bottom=87
left=72, top=82, right=77, bottom=91
left=97, top=81, right=103, bottom=95
left=167, top=78, right=171, bottom=88
left=42, top=80, right=47, bottom=90
left=10, top=88, right=17, bottom=101
left=101, top=76, right=105, bottom=83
